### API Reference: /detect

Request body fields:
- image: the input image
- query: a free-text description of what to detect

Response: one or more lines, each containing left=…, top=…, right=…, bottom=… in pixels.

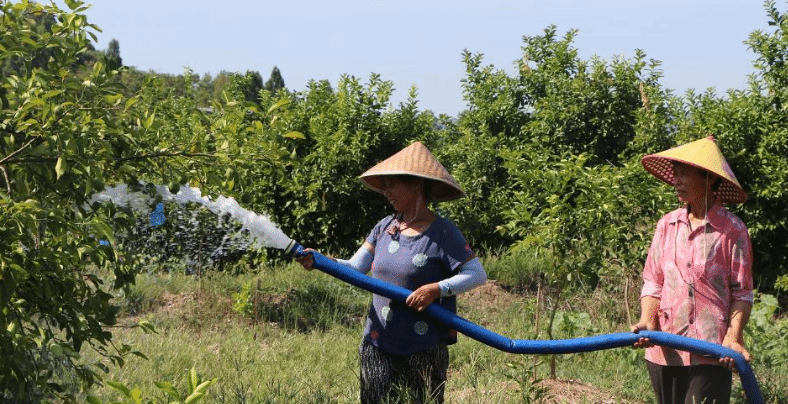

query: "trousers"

left=359, top=339, right=449, bottom=404
left=647, top=360, right=733, bottom=404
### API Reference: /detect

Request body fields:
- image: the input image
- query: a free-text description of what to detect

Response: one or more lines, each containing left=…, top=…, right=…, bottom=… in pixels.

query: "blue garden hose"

left=285, top=242, right=764, bottom=404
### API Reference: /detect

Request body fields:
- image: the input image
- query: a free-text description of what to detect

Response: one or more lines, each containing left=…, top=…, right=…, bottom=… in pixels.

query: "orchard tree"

left=662, top=0, right=788, bottom=290
left=442, top=26, right=665, bottom=253
left=0, top=1, right=290, bottom=401
left=244, top=73, right=439, bottom=254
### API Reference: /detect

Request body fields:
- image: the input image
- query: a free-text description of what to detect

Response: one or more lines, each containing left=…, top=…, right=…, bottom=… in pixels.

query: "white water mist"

left=90, top=184, right=293, bottom=250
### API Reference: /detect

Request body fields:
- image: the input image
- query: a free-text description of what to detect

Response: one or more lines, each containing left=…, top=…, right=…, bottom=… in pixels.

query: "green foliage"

left=746, top=293, right=788, bottom=368
left=482, top=249, right=550, bottom=291
left=117, top=205, right=259, bottom=276
left=265, top=66, right=286, bottom=94
left=0, top=1, right=288, bottom=400
left=518, top=27, right=661, bottom=164
left=246, top=74, right=439, bottom=254
left=441, top=26, right=667, bottom=256
left=232, top=70, right=264, bottom=105
left=447, top=14, right=788, bottom=295
left=504, top=358, right=551, bottom=404
left=0, top=1, right=136, bottom=399
left=744, top=292, right=788, bottom=403
left=105, top=39, right=122, bottom=71
left=498, top=148, right=664, bottom=294
left=90, top=367, right=216, bottom=404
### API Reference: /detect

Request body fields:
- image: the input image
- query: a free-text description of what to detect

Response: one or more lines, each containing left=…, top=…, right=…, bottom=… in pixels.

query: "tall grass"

left=79, top=256, right=786, bottom=404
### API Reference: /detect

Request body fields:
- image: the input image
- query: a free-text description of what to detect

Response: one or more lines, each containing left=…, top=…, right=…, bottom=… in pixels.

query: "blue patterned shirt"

left=362, top=215, right=475, bottom=355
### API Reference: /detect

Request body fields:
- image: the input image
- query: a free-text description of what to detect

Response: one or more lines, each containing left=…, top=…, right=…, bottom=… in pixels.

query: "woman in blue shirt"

left=297, top=142, right=486, bottom=404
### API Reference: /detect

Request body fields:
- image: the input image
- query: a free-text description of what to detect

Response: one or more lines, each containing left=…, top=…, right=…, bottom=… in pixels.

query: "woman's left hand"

left=406, top=283, right=441, bottom=312
left=719, top=335, right=751, bottom=372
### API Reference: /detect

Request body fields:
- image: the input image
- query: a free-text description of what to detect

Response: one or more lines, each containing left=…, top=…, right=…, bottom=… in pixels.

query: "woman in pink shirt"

left=631, top=136, right=754, bottom=404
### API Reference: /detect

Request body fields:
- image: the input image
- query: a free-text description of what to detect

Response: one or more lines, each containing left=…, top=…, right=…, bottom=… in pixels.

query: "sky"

left=59, top=0, right=771, bottom=116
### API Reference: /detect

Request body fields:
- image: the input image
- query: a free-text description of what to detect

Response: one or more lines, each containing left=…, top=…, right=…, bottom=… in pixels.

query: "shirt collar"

left=671, top=200, right=725, bottom=230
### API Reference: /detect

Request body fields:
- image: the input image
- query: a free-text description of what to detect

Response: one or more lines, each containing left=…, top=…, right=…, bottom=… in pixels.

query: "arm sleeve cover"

left=438, top=257, right=487, bottom=297
left=336, top=246, right=373, bottom=274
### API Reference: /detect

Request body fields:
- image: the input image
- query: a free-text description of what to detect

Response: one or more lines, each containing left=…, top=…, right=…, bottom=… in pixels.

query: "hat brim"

left=641, top=155, right=747, bottom=204
left=359, top=142, right=465, bottom=203
left=361, top=172, right=466, bottom=203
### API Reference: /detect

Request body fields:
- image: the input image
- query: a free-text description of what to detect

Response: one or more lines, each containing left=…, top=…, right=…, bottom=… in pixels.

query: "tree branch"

left=116, top=151, right=217, bottom=162
left=0, top=165, right=10, bottom=195
left=3, top=151, right=220, bottom=165
left=3, top=151, right=279, bottom=166
left=0, top=137, right=38, bottom=166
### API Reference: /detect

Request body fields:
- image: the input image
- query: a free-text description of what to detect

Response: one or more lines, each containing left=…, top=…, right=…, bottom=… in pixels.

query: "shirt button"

left=689, top=318, right=694, bottom=324
left=689, top=289, right=694, bottom=297
left=686, top=262, right=691, bottom=268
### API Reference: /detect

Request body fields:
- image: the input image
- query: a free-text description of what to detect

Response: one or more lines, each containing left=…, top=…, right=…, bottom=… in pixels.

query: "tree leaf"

left=154, top=381, right=181, bottom=400
left=85, top=396, right=103, bottom=404
left=106, top=381, right=131, bottom=398
left=55, top=156, right=68, bottom=179
left=189, top=367, right=198, bottom=392
left=283, top=131, right=305, bottom=139
left=267, top=98, right=290, bottom=114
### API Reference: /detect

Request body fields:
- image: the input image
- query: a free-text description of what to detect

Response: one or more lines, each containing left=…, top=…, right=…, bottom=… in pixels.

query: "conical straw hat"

left=360, top=142, right=465, bottom=202
left=641, top=136, right=747, bottom=203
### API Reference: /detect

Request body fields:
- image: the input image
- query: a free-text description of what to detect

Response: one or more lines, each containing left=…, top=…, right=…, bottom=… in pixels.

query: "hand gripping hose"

left=285, top=242, right=763, bottom=404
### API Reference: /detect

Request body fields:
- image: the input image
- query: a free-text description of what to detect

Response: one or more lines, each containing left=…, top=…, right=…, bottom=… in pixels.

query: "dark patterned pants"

left=359, top=339, right=449, bottom=404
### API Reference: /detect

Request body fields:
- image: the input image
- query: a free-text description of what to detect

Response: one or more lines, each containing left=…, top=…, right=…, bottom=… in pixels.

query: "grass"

left=78, top=257, right=787, bottom=404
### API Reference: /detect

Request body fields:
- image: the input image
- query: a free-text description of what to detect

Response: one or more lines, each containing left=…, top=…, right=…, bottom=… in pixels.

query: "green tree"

left=194, top=72, right=214, bottom=107
left=235, top=70, right=264, bottom=104
left=442, top=27, right=664, bottom=253
left=0, top=1, right=289, bottom=400
left=242, top=74, right=440, bottom=254
left=210, top=70, right=233, bottom=100
left=105, top=38, right=122, bottom=70
left=265, top=66, right=286, bottom=94
left=741, top=1, right=788, bottom=290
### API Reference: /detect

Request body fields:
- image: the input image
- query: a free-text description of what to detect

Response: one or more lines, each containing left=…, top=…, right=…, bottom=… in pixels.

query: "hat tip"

left=706, top=135, right=716, bottom=142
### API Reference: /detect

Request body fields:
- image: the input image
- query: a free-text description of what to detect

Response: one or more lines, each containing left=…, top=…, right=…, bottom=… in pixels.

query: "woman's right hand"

left=631, top=321, right=656, bottom=349
left=295, top=248, right=316, bottom=270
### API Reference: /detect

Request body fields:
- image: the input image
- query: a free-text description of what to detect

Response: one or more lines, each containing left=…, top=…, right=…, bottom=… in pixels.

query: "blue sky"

left=65, top=1, right=770, bottom=116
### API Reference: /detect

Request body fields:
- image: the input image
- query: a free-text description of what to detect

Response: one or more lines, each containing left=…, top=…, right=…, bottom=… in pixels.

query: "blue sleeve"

left=438, top=258, right=486, bottom=296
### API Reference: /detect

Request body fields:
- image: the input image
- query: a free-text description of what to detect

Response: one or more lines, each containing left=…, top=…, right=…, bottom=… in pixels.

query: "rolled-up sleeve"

left=641, top=222, right=666, bottom=299
left=730, top=228, right=754, bottom=303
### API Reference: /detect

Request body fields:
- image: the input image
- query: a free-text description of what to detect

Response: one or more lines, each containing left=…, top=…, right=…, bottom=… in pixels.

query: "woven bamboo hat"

left=641, top=136, right=747, bottom=203
left=360, top=142, right=465, bottom=202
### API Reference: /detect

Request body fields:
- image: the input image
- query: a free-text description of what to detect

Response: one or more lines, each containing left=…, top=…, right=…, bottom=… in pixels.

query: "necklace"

left=387, top=212, right=432, bottom=235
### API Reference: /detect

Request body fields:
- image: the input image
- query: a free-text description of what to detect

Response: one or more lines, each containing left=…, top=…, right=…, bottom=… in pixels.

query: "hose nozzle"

left=284, top=239, right=307, bottom=257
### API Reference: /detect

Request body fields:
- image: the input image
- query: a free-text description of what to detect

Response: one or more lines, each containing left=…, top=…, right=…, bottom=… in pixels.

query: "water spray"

left=91, top=184, right=293, bottom=250
left=283, top=239, right=764, bottom=404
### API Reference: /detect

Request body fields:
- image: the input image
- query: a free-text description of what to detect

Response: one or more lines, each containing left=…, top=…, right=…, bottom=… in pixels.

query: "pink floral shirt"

left=640, top=201, right=753, bottom=366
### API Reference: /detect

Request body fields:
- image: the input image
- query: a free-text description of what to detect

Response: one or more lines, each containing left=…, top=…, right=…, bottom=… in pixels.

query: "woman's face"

left=672, top=163, right=714, bottom=204
left=381, top=177, right=421, bottom=212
